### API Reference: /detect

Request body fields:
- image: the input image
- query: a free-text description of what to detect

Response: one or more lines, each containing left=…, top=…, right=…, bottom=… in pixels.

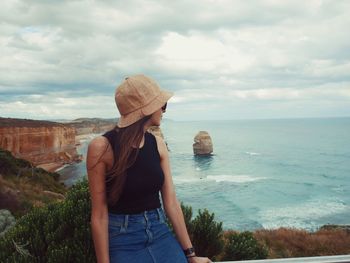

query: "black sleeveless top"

left=102, top=130, right=164, bottom=214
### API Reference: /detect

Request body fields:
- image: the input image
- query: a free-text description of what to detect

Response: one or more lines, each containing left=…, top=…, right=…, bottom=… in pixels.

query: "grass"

left=254, top=227, right=350, bottom=258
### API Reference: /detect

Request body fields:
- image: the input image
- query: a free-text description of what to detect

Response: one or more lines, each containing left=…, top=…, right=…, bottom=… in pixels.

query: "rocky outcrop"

left=0, top=209, right=16, bottom=237
left=43, top=190, right=65, bottom=200
left=0, top=118, right=81, bottom=167
left=193, top=131, right=213, bottom=155
left=148, top=126, right=171, bottom=151
left=147, top=126, right=164, bottom=139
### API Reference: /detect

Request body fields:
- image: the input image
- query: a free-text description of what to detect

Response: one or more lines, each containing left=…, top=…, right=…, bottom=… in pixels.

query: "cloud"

left=155, top=32, right=256, bottom=74
left=0, top=0, right=350, bottom=120
left=0, top=93, right=117, bottom=120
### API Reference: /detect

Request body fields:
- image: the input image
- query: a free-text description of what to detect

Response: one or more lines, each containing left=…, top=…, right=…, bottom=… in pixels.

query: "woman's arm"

left=86, top=136, right=110, bottom=263
left=155, top=136, right=211, bottom=263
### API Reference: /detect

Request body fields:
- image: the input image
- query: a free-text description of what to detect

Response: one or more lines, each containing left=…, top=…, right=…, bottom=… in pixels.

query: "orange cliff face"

left=0, top=118, right=81, bottom=169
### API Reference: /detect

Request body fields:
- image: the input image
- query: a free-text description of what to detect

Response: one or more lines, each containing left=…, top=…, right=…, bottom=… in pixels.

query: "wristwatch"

left=183, top=247, right=195, bottom=256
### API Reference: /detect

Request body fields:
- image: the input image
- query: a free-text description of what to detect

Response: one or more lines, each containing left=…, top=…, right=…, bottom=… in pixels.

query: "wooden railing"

left=216, top=254, right=350, bottom=263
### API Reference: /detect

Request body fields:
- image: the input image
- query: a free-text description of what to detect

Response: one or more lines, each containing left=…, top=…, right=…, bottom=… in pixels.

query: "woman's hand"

left=187, top=256, right=213, bottom=263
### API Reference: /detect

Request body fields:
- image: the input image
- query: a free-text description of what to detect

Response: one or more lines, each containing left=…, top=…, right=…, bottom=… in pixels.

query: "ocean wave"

left=319, top=152, right=350, bottom=158
left=245, top=151, right=261, bottom=156
left=259, top=197, right=348, bottom=230
left=54, top=164, right=69, bottom=172
left=174, top=174, right=266, bottom=184
left=331, top=186, right=347, bottom=193
left=173, top=177, right=205, bottom=183
left=206, top=175, right=266, bottom=183
left=319, top=173, right=343, bottom=180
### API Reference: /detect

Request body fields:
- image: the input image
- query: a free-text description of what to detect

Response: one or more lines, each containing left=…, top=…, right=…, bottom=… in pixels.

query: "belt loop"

left=156, top=208, right=163, bottom=222
left=123, top=214, right=129, bottom=229
left=143, top=210, right=148, bottom=223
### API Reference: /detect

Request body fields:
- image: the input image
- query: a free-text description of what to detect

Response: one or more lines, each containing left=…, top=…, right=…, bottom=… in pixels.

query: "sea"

left=57, top=117, right=350, bottom=231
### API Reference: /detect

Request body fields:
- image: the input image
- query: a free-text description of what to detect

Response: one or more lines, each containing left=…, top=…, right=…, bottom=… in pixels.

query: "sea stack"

left=193, top=131, right=213, bottom=155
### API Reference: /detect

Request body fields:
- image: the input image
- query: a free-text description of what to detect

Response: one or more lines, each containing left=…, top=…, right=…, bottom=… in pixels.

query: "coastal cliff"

left=67, top=118, right=116, bottom=135
left=0, top=118, right=81, bottom=169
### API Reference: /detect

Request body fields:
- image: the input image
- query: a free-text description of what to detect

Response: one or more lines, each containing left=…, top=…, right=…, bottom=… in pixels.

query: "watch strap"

left=183, top=247, right=195, bottom=256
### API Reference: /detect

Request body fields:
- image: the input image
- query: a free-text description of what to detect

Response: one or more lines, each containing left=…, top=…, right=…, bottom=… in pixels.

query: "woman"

left=87, top=74, right=212, bottom=263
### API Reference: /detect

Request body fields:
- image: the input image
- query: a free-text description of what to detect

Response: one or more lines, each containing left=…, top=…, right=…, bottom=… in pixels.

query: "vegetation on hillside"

left=0, top=149, right=67, bottom=218
left=0, top=179, right=94, bottom=263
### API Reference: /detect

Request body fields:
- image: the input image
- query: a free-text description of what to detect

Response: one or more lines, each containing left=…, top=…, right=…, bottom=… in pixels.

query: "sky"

left=1, top=0, right=350, bottom=121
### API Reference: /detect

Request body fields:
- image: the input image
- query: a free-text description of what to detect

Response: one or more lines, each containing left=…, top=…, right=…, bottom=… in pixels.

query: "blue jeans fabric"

left=108, top=207, right=188, bottom=263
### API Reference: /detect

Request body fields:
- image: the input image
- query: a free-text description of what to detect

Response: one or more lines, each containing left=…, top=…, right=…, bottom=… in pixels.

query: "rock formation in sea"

left=193, top=131, right=213, bottom=155
left=0, top=117, right=81, bottom=169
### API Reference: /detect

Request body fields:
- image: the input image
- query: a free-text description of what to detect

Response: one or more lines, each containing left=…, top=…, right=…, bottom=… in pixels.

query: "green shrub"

left=0, top=178, right=96, bottom=263
left=190, top=209, right=224, bottom=260
left=222, top=231, right=268, bottom=261
left=181, top=202, right=193, bottom=228
left=166, top=203, right=223, bottom=260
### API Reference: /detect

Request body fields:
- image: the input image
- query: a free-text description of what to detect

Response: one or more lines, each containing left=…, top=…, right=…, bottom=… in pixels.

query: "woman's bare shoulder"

left=87, top=136, right=113, bottom=164
left=88, top=135, right=116, bottom=172
left=88, top=136, right=110, bottom=153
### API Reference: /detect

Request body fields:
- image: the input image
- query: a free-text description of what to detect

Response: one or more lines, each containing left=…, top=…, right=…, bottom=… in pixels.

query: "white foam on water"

left=245, top=151, right=261, bottom=156
left=173, top=177, right=206, bottom=183
left=259, top=197, right=348, bottom=230
left=331, top=186, right=346, bottom=193
left=174, top=174, right=266, bottom=184
left=55, top=164, right=69, bottom=172
left=206, top=174, right=266, bottom=183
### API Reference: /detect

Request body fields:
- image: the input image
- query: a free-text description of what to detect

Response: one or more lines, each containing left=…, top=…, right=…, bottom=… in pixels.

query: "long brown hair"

left=105, top=115, right=152, bottom=207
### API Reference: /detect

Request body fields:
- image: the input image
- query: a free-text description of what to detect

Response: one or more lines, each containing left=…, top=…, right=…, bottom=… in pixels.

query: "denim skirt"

left=108, top=207, right=188, bottom=263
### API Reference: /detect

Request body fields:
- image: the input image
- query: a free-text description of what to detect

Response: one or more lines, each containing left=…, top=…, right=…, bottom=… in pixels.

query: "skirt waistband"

left=108, top=207, right=166, bottom=227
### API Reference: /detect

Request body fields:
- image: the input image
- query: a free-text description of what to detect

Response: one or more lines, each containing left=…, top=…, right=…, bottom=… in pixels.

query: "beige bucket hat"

left=115, top=74, right=174, bottom=128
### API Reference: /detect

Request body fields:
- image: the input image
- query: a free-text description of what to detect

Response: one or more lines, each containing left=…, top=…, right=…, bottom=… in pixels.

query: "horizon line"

left=1, top=115, right=350, bottom=123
